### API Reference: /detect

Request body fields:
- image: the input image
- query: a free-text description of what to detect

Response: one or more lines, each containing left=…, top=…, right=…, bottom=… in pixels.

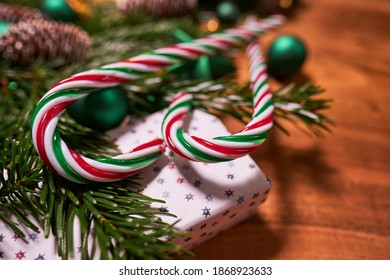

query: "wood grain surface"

left=193, top=0, right=390, bottom=259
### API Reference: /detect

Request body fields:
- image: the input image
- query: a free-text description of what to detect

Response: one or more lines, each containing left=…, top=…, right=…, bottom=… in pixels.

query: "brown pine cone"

left=116, top=0, right=146, bottom=13
left=146, top=0, right=197, bottom=17
left=0, top=20, right=91, bottom=65
left=117, top=0, right=197, bottom=18
left=0, top=3, right=46, bottom=23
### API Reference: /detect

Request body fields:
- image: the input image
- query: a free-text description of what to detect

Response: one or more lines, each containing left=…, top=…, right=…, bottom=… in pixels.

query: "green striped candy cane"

left=31, top=15, right=285, bottom=183
left=161, top=41, right=273, bottom=162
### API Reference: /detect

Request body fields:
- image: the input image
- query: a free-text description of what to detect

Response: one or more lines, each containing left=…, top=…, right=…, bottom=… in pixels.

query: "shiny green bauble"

left=41, top=0, right=77, bottom=21
left=216, top=1, right=240, bottom=24
left=170, top=28, right=236, bottom=80
left=169, top=54, right=236, bottom=80
left=68, top=86, right=129, bottom=132
left=267, top=35, right=307, bottom=79
left=0, top=22, right=10, bottom=36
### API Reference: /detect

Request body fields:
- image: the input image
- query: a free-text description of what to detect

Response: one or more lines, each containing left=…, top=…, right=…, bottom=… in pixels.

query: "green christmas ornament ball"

left=216, top=1, right=241, bottom=24
left=68, top=86, right=129, bottom=132
left=0, top=22, right=10, bottom=36
left=267, top=35, right=307, bottom=79
left=41, top=0, right=78, bottom=21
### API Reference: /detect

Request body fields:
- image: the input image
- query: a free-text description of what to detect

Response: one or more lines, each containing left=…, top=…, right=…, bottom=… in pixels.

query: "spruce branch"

left=124, top=76, right=333, bottom=137
left=42, top=171, right=189, bottom=260
left=0, top=135, right=44, bottom=240
left=272, top=83, right=334, bottom=137
left=58, top=114, right=121, bottom=158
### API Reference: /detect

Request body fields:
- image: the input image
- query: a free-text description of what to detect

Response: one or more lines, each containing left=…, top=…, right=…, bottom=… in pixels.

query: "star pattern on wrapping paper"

left=28, top=232, right=39, bottom=242
left=184, top=193, right=194, bottom=201
left=176, top=177, right=185, bottom=184
left=0, top=114, right=272, bottom=257
left=202, top=207, right=211, bottom=218
left=152, top=166, right=161, bottom=173
left=159, top=206, right=169, bottom=213
left=227, top=173, right=235, bottom=180
left=136, top=187, right=143, bottom=194
left=236, top=196, right=245, bottom=205
left=129, top=128, right=137, bottom=134
left=204, top=193, right=214, bottom=202
left=168, top=151, right=175, bottom=158
left=157, top=177, right=165, bottom=184
left=15, top=250, right=26, bottom=260
left=224, top=189, right=234, bottom=197
left=0, top=233, right=5, bottom=242
left=0, top=250, right=4, bottom=258
left=12, top=233, right=20, bottom=241
left=168, top=162, right=175, bottom=169
left=249, top=163, right=256, bottom=169
left=193, top=179, right=202, bottom=188
left=35, top=254, right=45, bottom=260
left=77, top=246, right=82, bottom=253
left=184, top=237, right=192, bottom=242
left=222, top=210, right=230, bottom=216
left=165, top=236, right=173, bottom=242
left=181, top=164, right=190, bottom=171
left=162, top=191, right=170, bottom=199
left=16, top=211, right=29, bottom=224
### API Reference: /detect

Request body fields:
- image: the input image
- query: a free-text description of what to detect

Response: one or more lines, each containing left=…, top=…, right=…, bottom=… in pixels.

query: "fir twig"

left=272, top=83, right=334, bottom=137
left=0, top=135, right=44, bottom=240
left=58, top=114, right=121, bottom=158
left=42, top=172, right=189, bottom=260
left=124, top=76, right=333, bottom=137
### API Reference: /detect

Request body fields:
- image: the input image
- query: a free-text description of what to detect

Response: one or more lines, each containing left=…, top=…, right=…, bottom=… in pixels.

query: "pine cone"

left=146, top=0, right=197, bottom=17
left=117, top=0, right=198, bottom=17
left=0, top=3, right=46, bottom=23
left=116, top=0, right=146, bottom=13
left=0, top=20, right=91, bottom=65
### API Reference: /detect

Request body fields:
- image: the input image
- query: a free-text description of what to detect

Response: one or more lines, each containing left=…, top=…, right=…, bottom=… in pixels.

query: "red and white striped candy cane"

left=161, top=41, right=273, bottom=162
left=31, top=15, right=285, bottom=183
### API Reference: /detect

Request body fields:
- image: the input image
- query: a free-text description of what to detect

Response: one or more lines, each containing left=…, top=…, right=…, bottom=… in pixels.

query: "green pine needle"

left=42, top=172, right=188, bottom=260
left=0, top=136, right=44, bottom=240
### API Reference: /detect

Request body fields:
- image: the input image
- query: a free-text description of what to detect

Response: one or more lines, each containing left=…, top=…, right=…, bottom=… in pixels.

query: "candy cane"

left=161, top=41, right=273, bottom=162
left=31, top=15, right=285, bottom=183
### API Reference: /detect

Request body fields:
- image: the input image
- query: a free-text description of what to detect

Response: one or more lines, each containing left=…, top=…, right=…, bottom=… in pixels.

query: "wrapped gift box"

left=0, top=110, right=271, bottom=259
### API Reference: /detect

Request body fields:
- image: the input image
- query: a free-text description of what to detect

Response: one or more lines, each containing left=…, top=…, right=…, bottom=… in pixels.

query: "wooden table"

left=193, top=0, right=390, bottom=259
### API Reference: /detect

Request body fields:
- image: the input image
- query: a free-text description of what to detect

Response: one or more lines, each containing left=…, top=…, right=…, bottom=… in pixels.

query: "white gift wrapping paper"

left=0, top=109, right=271, bottom=259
